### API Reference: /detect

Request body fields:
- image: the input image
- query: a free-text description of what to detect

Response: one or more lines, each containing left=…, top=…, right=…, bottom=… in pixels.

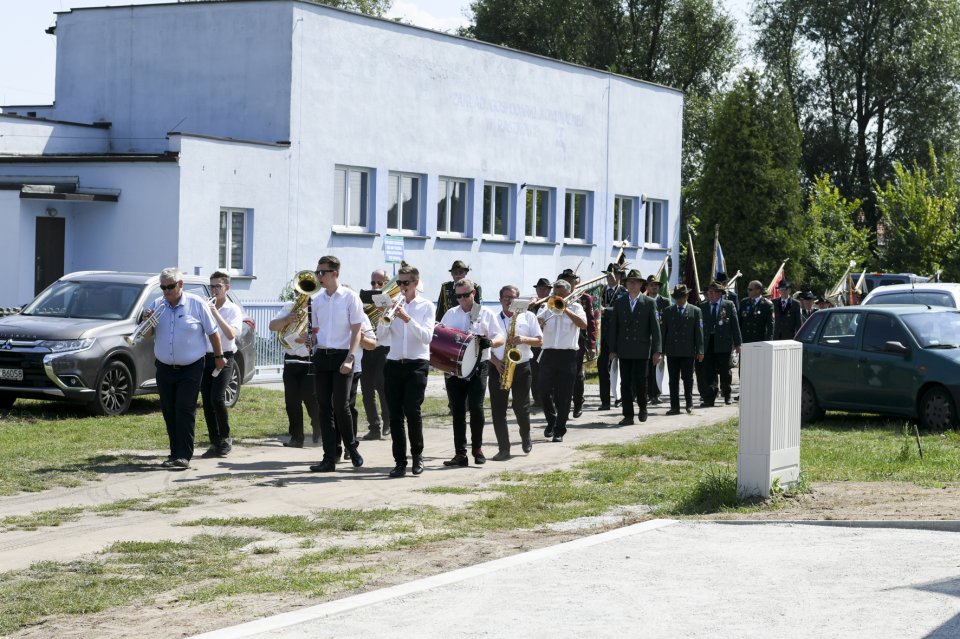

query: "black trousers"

left=667, top=356, right=695, bottom=410
left=156, top=358, right=204, bottom=461
left=200, top=352, right=234, bottom=446
left=701, top=336, right=733, bottom=404
left=445, top=362, right=489, bottom=454
left=385, top=359, right=430, bottom=466
left=573, top=350, right=586, bottom=411
left=488, top=361, right=532, bottom=452
left=282, top=357, right=320, bottom=442
left=597, top=340, right=612, bottom=406
left=540, top=349, right=577, bottom=437
left=345, top=371, right=360, bottom=438
left=647, top=358, right=661, bottom=399
left=619, top=357, right=649, bottom=419
left=360, top=345, right=389, bottom=434
left=312, top=349, right=358, bottom=461
left=530, top=347, right=543, bottom=405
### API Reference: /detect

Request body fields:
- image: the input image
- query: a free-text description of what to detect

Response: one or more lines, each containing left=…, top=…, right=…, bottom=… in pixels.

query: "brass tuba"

left=278, top=270, right=319, bottom=350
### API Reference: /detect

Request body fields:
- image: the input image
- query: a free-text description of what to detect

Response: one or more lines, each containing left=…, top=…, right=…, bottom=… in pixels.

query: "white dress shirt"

left=377, top=295, right=435, bottom=361
left=441, top=303, right=504, bottom=362
left=152, top=291, right=218, bottom=365
left=273, top=301, right=310, bottom=358
left=351, top=316, right=374, bottom=373
left=492, top=310, right=542, bottom=364
left=309, top=285, right=365, bottom=349
left=538, top=302, right=586, bottom=350
left=206, top=298, right=243, bottom=354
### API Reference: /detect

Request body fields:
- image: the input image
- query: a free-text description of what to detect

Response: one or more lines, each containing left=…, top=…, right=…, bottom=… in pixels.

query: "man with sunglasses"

left=199, top=271, right=243, bottom=458
left=307, top=255, right=366, bottom=473
left=376, top=264, right=435, bottom=477
left=440, top=278, right=505, bottom=466
left=360, top=268, right=390, bottom=441
left=147, top=267, right=224, bottom=470
left=740, top=280, right=775, bottom=344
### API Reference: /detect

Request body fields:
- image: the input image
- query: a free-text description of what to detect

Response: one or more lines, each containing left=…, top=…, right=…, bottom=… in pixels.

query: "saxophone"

left=500, top=310, right=523, bottom=390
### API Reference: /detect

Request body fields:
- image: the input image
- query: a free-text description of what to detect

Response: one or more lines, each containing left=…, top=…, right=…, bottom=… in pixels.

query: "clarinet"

left=306, top=296, right=315, bottom=377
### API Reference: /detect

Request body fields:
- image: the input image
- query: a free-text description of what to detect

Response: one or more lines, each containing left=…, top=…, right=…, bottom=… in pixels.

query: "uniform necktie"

left=712, top=303, right=718, bottom=320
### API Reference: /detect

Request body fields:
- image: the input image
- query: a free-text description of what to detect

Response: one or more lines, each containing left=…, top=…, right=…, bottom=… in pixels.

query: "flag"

left=657, top=255, right=671, bottom=300
left=711, top=226, right=727, bottom=280
left=684, top=230, right=702, bottom=304
left=853, top=269, right=867, bottom=297
left=826, top=260, right=856, bottom=306
left=766, top=260, right=787, bottom=298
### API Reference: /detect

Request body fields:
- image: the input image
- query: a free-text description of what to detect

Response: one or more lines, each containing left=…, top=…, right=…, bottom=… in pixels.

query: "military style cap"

left=707, top=281, right=725, bottom=292
left=558, top=268, right=579, bottom=281
left=646, top=275, right=660, bottom=284
left=623, top=268, right=644, bottom=282
left=777, top=280, right=792, bottom=289
left=671, top=284, right=690, bottom=299
left=602, top=262, right=625, bottom=274
left=715, top=271, right=728, bottom=282
left=449, top=260, right=470, bottom=272
left=534, top=277, right=551, bottom=288
left=799, top=290, right=816, bottom=300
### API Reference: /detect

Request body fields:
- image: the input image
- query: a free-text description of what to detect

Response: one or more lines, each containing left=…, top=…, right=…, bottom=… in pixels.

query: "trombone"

left=533, top=273, right=607, bottom=316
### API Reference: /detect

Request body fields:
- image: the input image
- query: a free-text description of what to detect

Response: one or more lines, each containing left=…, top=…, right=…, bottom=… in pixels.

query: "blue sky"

left=0, top=0, right=752, bottom=107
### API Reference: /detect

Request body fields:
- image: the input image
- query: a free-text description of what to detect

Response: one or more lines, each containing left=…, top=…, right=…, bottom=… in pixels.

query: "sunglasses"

left=397, top=280, right=413, bottom=286
left=210, top=284, right=224, bottom=289
left=455, top=291, right=474, bottom=299
left=160, top=282, right=179, bottom=291
left=315, top=269, right=335, bottom=276
left=371, top=280, right=386, bottom=286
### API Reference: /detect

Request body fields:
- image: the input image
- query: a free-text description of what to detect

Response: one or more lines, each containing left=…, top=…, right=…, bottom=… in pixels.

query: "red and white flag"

left=766, top=260, right=787, bottom=298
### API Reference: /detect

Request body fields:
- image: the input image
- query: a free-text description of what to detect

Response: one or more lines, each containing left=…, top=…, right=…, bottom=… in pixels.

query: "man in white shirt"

left=360, top=268, right=390, bottom=441
left=147, top=267, right=224, bottom=470
left=537, top=279, right=588, bottom=442
left=376, top=264, right=435, bottom=477
left=306, top=255, right=365, bottom=473
left=268, top=295, right=320, bottom=448
left=440, top=278, right=505, bottom=466
left=199, top=271, right=244, bottom=459
left=489, top=285, right=543, bottom=460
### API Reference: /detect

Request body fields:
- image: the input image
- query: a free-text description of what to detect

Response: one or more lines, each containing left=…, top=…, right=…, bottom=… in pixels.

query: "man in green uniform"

left=661, top=285, right=704, bottom=415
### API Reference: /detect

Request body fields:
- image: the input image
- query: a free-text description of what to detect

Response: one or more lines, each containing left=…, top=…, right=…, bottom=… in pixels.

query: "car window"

left=796, top=312, right=826, bottom=343
left=865, top=291, right=955, bottom=307
left=184, top=283, right=209, bottom=298
left=862, top=314, right=910, bottom=352
left=21, top=281, right=143, bottom=320
left=817, top=313, right=860, bottom=349
left=902, top=311, right=960, bottom=348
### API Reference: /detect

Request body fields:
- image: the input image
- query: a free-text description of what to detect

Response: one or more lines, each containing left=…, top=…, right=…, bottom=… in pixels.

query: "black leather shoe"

left=348, top=447, right=364, bottom=468
left=724, top=396, right=732, bottom=405
left=283, top=439, right=304, bottom=448
left=443, top=454, right=469, bottom=467
left=685, top=405, right=693, bottom=414
left=412, top=456, right=424, bottom=475
left=312, top=433, right=321, bottom=444
left=699, top=402, right=715, bottom=408
left=544, top=426, right=554, bottom=438
left=361, top=431, right=382, bottom=441
left=491, top=450, right=511, bottom=462
left=552, top=434, right=564, bottom=442
left=388, top=465, right=406, bottom=478
left=639, top=410, right=648, bottom=423
left=521, top=439, right=533, bottom=454
left=200, top=445, right=220, bottom=458
left=598, top=404, right=610, bottom=411
left=473, top=448, right=486, bottom=465
left=572, top=408, right=583, bottom=418
left=665, top=408, right=681, bottom=416
left=382, top=428, right=391, bottom=437
left=309, top=459, right=337, bottom=472
left=649, top=397, right=662, bottom=405
left=617, top=417, right=635, bottom=426
left=614, top=399, right=622, bottom=408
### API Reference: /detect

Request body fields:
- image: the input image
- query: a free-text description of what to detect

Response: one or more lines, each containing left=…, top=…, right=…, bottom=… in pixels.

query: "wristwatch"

left=214, top=354, right=225, bottom=360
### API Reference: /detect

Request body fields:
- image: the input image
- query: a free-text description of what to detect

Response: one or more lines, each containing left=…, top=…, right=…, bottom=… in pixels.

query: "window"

left=482, top=183, right=511, bottom=238
left=818, top=312, right=861, bottom=349
left=438, top=178, right=469, bottom=235
left=862, top=314, right=910, bottom=352
left=796, top=312, right=826, bottom=344
left=564, top=190, right=589, bottom=241
left=525, top=187, right=550, bottom=239
left=644, top=199, right=665, bottom=246
left=614, top=196, right=634, bottom=245
left=334, top=166, right=371, bottom=229
left=219, top=207, right=250, bottom=273
left=387, top=172, right=422, bottom=234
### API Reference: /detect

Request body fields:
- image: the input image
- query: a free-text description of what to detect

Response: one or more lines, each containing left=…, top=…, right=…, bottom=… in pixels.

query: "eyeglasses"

left=160, top=282, right=179, bottom=291
left=316, top=269, right=334, bottom=276
left=397, top=280, right=413, bottom=286
left=371, top=281, right=386, bottom=286
left=210, top=284, right=224, bottom=289
left=455, top=291, right=474, bottom=299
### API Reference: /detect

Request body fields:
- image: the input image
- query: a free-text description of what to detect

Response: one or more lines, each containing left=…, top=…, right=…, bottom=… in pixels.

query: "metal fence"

left=242, top=299, right=286, bottom=381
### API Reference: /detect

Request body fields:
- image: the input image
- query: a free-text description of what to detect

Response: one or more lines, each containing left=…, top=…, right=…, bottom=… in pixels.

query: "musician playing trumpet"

left=376, top=263, right=435, bottom=478
left=488, top=286, right=542, bottom=460
left=537, top=279, right=587, bottom=443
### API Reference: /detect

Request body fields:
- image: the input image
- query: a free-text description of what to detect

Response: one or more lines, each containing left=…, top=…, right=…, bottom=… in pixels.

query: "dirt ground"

left=4, top=385, right=960, bottom=638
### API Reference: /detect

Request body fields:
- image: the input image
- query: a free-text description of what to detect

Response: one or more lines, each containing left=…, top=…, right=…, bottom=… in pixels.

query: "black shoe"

left=639, top=410, right=648, bottom=423
left=309, top=459, right=337, bottom=472
left=382, top=428, right=391, bottom=437
left=443, top=454, right=469, bottom=467
left=614, top=399, right=622, bottom=408
left=544, top=426, right=554, bottom=438
left=412, top=456, right=424, bottom=475
left=491, top=450, right=511, bottom=462
left=665, top=408, right=681, bottom=415
left=200, top=445, right=220, bottom=458
left=724, top=396, right=732, bottom=405
left=598, top=404, right=610, bottom=411
left=552, top=434, right=564, bottom=442
left=521, top=438, right=533, bottom=454
left=283, top=439, right=304, bottom=448
left=618, top=417, right=635, bottom=426
left=388, top=465, right=406, bottom=478
left=348, top=447, right=364, bottom=468
left=685, top=405, right=693, bottom=414
left=312, top=433, right=321, bottom=444
left=699, top=402, right=715, bottom=408
left=170, top=458, right=190, bottom=470
left=572, top=408, right=583, bottom=418
left=649, top=397, right=662, bottom=405
left=361, top=431, right=382, bottom=441
left=473, top=448, right=486, bottom=465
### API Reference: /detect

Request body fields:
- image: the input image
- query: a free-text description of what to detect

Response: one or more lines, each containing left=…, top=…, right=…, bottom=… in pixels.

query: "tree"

left=754, top=0, right=960, bottom=237
left=690, top=70, right=805, bottom=287
left=803, top=174, right=871, bottom=295
left=875, top=146, right=960, bottom=280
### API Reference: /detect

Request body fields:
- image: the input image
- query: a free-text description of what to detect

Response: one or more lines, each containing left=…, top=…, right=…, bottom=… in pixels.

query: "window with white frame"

left=438, top=177, right=469, bottom=235
left=564, top=190, right=590, bottom=241
left=387, top=172, right=422, bottom=234
left=613, top=195, right=634, bottom=245
left=219, top=207, right=251, bottom=273
left=334, top=165, right=371, bottom=229
left=482, top=183, right=511, bottom=238
left=644, top=199, right=665, bottom=246
left=525, top=187, right=550, bottom=239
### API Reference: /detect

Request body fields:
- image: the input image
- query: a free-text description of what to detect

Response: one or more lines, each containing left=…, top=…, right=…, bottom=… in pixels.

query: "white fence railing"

left=242, top=299, right=286, bottom=382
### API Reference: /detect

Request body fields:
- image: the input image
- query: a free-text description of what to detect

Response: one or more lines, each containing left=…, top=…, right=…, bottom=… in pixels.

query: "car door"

left=806, top=311, right=863, bottom=407
left=856, top=313, right=917, bottom=414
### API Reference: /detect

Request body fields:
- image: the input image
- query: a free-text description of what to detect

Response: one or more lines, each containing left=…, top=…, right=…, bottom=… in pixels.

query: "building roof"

left=0, top=152, right=178, bottom=164
left=0, top=112, right=111, bottom=129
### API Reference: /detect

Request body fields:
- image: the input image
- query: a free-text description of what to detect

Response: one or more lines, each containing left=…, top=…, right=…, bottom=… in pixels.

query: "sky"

left=0, top=0, right=751, bottom=107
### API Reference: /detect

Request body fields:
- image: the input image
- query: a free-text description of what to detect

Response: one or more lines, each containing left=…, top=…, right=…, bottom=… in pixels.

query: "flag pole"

left=711, top=224, right=719, bottom=280
left=688, top=229, right=702, bottom=301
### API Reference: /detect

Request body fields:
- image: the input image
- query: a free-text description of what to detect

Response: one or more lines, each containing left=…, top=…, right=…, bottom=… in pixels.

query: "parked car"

left=796, top=305, right=960, bottom=430
left=860, top=272, right=928, bottom=293
left=861, top=283, right=960, bottom=309
left=0, top=271, right=256, bottom=415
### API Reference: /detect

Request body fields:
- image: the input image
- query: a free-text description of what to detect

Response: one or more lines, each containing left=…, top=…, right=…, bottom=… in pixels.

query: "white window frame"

left=387, top=171, right=423, bottom=235
left=334, top=165, right=372, bottom=230
left=524, top=186, right=551, bottom=240
left=644, top=198, right=666, bottom=247
left=437, top=177, right=470, bottom=237
left=482, top=182, right=513, bottom=239
left=564, top=190, right=590, bottom=242
left=218, top=207, right=252, bottom=275
left=613, top=195, right=636, bottom=246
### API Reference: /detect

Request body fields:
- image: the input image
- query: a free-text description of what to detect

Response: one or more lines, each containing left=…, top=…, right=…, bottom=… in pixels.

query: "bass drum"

left=430, top=325, right=479, bottom=378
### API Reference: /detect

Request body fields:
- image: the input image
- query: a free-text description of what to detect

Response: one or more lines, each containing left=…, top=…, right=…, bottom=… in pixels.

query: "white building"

left=0, top=0, right=682, bottom=307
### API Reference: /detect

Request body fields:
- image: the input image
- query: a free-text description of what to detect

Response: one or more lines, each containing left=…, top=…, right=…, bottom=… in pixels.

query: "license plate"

left=0, top=368, right=23, bottom=381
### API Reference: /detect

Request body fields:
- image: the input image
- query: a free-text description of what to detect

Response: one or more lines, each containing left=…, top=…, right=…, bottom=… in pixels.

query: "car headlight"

left=39, top=338, right=96, bottom=353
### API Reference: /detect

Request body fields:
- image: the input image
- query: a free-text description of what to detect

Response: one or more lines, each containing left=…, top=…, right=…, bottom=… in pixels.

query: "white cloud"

left=385, top=1, right=470, bottom=33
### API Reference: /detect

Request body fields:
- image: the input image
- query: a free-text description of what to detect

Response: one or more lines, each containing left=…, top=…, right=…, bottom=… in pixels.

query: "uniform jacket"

left=772, top=297, right=802, bottom=340
left=724, top=290, right=739, bottom=312
left=699, top=298, right=742, bottom=353
left=599, top=285, right=627, bottom=347
left=800, top=306, right=818, bottom=323
left=661, top=303, right=704, bottom=358
left=436, top=281, right=482, bottom=322
left=739, top=296, right=775, bottom=343
left=608, top=294, right=662, bottom=359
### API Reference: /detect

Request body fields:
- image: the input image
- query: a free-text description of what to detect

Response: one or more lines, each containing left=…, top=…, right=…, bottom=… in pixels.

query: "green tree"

left=691, top=70, right=805, bottom=287
left=754, top=0, right=960, bottom=237
left=875, top=147, right=960, bottom=280
left=803, top=174, right=871, bottom=295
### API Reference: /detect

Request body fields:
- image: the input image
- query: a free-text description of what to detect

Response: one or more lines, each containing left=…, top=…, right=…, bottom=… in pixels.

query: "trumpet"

left=126, top=305, right=166, bottom=346
left=278, top=270, right=320, bottom=350
left=380, top=296, right=404, bottom=325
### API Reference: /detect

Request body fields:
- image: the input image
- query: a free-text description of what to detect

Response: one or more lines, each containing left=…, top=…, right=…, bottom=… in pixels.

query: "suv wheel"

left=919, top=386, right=957, bottom=432
left=800, top=381, right=824, bottom=424
left=0, top=392, right=15, bottom=410
left=224, top=361, right=242, bottom=408
left=88, top=360, right=134, bottom=416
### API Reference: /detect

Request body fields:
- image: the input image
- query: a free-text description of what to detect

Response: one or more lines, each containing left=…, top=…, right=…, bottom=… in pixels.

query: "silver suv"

left=862, top=283, right=960, bottom=309
left=0, top=271, right=256, bottom=415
